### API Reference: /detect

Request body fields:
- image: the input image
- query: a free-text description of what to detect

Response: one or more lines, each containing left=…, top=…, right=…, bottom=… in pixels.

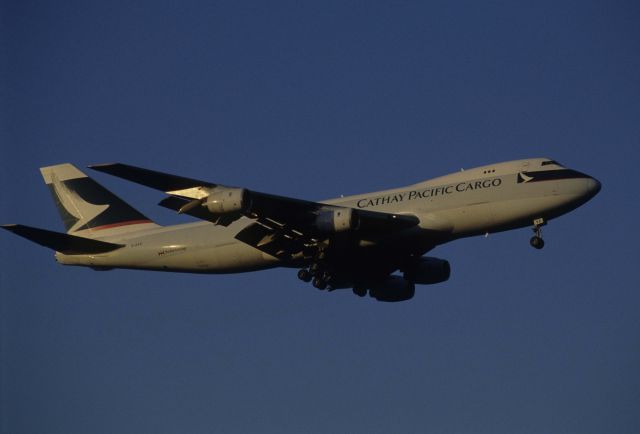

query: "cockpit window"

left=541, top=160, right=564, bottom=167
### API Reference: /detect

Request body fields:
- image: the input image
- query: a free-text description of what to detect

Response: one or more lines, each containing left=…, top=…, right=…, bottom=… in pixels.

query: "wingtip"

left=87, top=163, right=119, bottom=170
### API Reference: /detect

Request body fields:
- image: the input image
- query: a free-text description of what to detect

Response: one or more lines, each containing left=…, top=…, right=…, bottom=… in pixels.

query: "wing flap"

left=235, top=220, right=309, bottom=259
left=1, top=224, right=124, bottom=255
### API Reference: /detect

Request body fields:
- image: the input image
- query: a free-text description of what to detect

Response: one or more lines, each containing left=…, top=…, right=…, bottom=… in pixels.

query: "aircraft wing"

left=89, top=163, right=420, bottom=259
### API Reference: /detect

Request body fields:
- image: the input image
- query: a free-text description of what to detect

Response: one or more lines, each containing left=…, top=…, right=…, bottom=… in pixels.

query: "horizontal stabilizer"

left=1, top=224, right=124, bottom=255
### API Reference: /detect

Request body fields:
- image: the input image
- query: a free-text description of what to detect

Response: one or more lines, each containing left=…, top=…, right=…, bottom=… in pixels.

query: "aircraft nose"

left=584, top=176, right=601, bottom=200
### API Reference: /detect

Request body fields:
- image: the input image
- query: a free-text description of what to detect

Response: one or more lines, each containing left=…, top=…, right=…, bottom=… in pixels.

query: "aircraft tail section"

left=40, top=163, right=159, bottom=236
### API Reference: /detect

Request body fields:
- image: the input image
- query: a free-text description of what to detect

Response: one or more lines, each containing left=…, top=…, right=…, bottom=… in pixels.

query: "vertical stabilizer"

left=40, top=164, right=159, bottom=236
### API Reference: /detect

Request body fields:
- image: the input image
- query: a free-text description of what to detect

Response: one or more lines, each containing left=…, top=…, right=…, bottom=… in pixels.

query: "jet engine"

left=204, top=187, right=247, bottom=214
left=315, top=209, right=359, bottom=233
left=403, top=257, right=451, bottom=285
left=369, top=276, right=415, bottom=302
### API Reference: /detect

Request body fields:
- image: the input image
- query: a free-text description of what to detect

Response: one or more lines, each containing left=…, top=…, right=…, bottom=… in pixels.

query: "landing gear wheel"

left=530, top=218, right=546, bottom=250
left=530, top=236, right=545, bottom=249
left=312, top=277, right=327, bottom=290
left=352, top=286, right=367, bottom=297
left=297, top=269, right=312, bottom=282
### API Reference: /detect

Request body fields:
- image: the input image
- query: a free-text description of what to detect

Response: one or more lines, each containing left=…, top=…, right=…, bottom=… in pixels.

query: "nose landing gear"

left=530, top=218, right=546, bottom=249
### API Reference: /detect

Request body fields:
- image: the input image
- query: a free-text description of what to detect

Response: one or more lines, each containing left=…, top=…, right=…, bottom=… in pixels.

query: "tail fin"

left=40, top=164, right=158, bottom=236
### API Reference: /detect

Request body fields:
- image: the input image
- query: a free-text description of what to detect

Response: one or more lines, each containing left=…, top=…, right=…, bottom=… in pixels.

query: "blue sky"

left=1, top=1, right=639, bottom=433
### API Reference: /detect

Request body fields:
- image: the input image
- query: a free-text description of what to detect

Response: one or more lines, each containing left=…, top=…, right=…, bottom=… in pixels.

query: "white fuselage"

left=56, top=158, right=600, bottom=273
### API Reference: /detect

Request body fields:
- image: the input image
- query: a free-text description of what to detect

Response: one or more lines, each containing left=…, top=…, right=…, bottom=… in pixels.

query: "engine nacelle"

left=204, top=187, right=247, bottom=214
left=315, top=209, right=358, bottom=233
left=369, top=276, right=415, bottom=302
left=403, top=257, right=451, bottom=285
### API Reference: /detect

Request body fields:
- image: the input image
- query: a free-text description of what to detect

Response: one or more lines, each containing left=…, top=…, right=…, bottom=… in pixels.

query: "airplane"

left=1, top=158, right=600, bottom=302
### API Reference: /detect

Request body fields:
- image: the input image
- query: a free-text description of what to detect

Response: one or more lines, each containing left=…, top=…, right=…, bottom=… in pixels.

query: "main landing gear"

left=297, top=269, right=312, bottom=282
left=530, top=218, right=546, bottom=250
left=298, top=266, right=331, bottom=290
left=297, top=247, right=333, bottom=291
left=352, top=286, right=367, bottom=297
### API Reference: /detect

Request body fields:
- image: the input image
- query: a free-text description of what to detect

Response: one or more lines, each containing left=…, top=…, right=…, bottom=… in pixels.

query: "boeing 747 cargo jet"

left=2, top=158, right=600, bottom=301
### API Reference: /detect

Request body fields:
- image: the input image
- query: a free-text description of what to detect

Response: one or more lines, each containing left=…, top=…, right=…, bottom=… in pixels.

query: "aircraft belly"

left=490, top=193, right=591, bottom=228
left=139, top=238, right=278, bottom=273
left=61, top=242, right=278, bottom=273
left=170, top=242, right=278, bottom=273
left=420, top=203, right=492, bottom=236
left=56, top=222, right=279, bottom=273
